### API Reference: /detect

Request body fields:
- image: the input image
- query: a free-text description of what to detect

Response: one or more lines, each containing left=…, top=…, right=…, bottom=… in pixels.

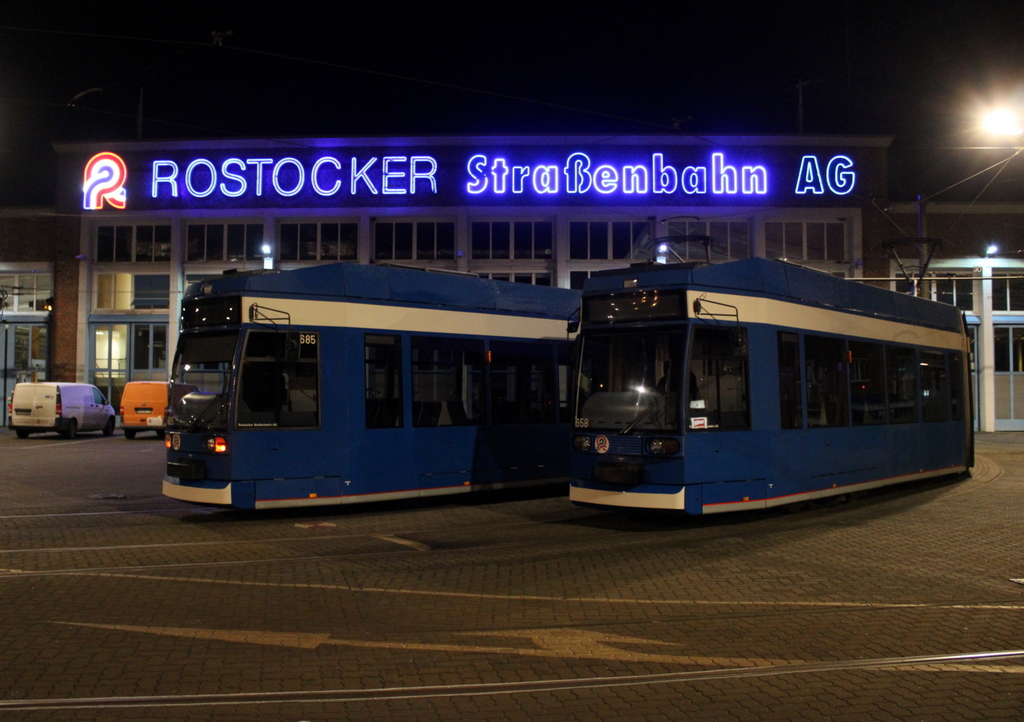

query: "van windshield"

left=167, top=331, right=239, bottom=432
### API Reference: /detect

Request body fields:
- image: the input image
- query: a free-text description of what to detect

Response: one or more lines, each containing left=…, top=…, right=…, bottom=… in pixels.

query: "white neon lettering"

left=272, top=158, right=304, bottom=197
left=532, top=165, right=559, bottom=194
left=594, top=165, right=618, bottom=193
left=246, top=158, right=273, bottom=195
left=185, top=158, right=217, bottom=198
left=742, top=165, right=768, bottom=194
left=311, top=156, right=343, bottom=196
left=219, top=158, right=247, bottom=197
left=349, top=158, right=377, bottom=195
left=512, top=166, right=530, bottom=193
left=653, top=153, right=677, bottom=194
left=711, top=153, right=738, bottom=194
left=151, top=160, right=179, bottom=198
left=681, top=166, right=706, bottom=194
left=490, top=157, right=508, bottom=193
left=622, top=165, right=648, bottom=193
left=564, top=153, right=593, bottom=193
left=409, top=155, right=438, bottom=194
left=382, top=156, right=407, bottom=195
left=826, top=155, right=855, bottom=195
left=795, top=155, right=825, bottom=194
left=466, top=154, right=488, bottom=194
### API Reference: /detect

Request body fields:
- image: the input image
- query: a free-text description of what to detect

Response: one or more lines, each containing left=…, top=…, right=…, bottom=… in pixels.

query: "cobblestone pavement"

left=0, top=430, right=1021, bottom=720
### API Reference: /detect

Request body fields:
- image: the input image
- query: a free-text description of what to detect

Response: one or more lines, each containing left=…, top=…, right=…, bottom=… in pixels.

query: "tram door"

left=993, top=326, right=1024, bottom=431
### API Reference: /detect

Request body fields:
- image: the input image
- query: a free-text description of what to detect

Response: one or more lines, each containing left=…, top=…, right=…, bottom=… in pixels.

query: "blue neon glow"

left=382, top=156, right=406, bottom=195
left=312, top=157, right=342, bottom=196
left=272, top=157, right=304, bottom=197
left=185, top=159, right=217, bottom=198
left=351, top=157, right=378, bottom=195
left=826, top=155, right=855, bottom=195
left=220, top=158, right=247, bottom=197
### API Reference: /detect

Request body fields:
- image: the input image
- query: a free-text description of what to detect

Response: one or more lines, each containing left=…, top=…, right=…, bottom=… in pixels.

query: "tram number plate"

left=574, top=417, right=589, bottom=428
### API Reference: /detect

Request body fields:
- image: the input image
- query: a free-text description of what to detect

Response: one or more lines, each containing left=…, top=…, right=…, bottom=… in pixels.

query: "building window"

left=569, top=271, right=592, bottom=290
left=132, top=324, right=168, bottom=380
left=992, top=273, right=1024, bottom=311
left=278, top=222, right=358, bottom=261
left=932, top=277, right=975, bottom=311
left=96, top=225, right=171, bottom=263
left=477, top=272, right=552, bottom=286
left=471, top=221, right=553, bottom=260
left=93, top=323, right=128, bottom=409
left=765, top=221, right=845, bottom=262
left=96, top=273, right=169, bottom=310
left=374, top=221, right=455, bottom=261
left=664, top=220, right=750, bottom=261
left=0, top=273, right=52, bottom=312
left=569, top=220, right=648, bottom=260
left=186, top=223, right=264, bottom=262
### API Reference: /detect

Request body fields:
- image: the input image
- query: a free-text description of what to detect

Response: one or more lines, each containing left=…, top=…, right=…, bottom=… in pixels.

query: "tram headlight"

left=646, top=438, right=680, bottom=455
left=571, top=435, right=592, bottom=452
left=202, top=435, right=229, bottom=454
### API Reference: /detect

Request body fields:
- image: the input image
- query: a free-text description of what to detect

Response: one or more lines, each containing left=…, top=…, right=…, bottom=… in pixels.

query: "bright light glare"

left=987, top=244, right=999, bottom=256
left=982, top=109, right=1023, bottom=136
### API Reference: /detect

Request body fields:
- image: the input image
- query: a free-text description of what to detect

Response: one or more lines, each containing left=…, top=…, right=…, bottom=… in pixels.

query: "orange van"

left=120, top=381, right=169, bottom=439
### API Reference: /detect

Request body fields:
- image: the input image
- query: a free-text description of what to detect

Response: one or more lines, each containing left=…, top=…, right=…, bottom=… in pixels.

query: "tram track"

left=1, top=648, right=1022, bottom=713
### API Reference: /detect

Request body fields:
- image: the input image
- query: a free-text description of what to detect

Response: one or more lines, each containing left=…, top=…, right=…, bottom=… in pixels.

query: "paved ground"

left=0, top=429, right=1021, bottom=720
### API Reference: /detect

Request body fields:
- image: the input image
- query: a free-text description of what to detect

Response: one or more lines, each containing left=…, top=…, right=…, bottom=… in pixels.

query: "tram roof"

left=187, top=262, right=581, bottom=319
left=585, top=258, right=964, bottom=332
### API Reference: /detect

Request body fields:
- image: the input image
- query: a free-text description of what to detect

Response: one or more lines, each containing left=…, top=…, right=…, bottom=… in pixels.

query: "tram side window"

left=365, top=335, right=403, bottom=428
left=805, top=335, right=849, bottom=427
left=886, top=346, right=918, bottom=424
left=489, top=341, right=557, bottom=424
left=236, top=331, right=321, bottom=429
left=411, top=337, right=483, bottom=426
left=949, top=352, right=964, bottom=421
left=778, top=332, right=802, bottom=429
left=920, top=350, right=949, bottom=422
left=849, top=341, right=886, bottom=425
left=687, top=327, right=749, bottom=430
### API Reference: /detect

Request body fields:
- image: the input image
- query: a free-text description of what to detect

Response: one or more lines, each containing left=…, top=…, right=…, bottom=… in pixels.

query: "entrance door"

left=993, top=326, right=1024, bottom=430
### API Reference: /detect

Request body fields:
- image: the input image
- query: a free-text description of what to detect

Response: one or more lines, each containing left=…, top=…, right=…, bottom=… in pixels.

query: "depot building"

left=3, top=133, right=1021, bottom=430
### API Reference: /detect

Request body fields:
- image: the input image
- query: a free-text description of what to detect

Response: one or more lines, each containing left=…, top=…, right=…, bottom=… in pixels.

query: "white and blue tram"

left=162, top=263, right=580, bottom=509
left=569, top=258, right=973, bottom=514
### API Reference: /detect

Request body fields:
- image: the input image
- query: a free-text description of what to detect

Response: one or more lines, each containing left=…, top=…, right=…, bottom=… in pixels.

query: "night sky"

left=2, top=1, right=1023, bottom=205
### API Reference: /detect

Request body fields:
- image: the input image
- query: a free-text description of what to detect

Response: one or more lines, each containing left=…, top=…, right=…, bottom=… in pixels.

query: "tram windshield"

left=167, top=331, right=239, bottom=432
left=574, top=330, right=685, bottom=432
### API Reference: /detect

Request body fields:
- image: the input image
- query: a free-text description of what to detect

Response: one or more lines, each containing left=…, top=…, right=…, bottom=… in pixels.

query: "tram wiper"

left=180, top=392, right=226, bottom=433
left=619, top=391, right=666, bottom=435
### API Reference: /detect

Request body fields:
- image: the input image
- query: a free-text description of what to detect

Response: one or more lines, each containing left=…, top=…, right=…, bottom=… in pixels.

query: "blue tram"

left=569, top=258, right=973, bottom=514
left=162, top=263, right=580, bottom=509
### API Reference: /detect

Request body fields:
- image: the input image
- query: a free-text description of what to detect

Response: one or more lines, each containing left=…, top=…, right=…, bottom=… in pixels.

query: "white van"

left=8, top=382, right=116, bottom=439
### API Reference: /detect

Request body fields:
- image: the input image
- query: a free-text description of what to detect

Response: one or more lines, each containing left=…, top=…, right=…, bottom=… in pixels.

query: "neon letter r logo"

left=83, top=152, right=128, bottom=210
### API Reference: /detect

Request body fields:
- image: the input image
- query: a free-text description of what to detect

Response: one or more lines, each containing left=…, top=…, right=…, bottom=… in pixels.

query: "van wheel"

left=103, top=417, right=115, bottom=436
left=15, top=429, right=29, bottom=439
left=62, top=419, right=77, bottom=439
left=124, top=429, right=137, bottom=440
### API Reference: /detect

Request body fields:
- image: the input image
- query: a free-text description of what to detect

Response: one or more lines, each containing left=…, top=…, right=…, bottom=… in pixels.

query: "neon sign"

left=467, top=152, right=771, bottom=197
left=149, top=155, right=440, bottom=200
left=77, top=145, right=861, bottom=211
left=82, top=152, right=127, bottom=210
